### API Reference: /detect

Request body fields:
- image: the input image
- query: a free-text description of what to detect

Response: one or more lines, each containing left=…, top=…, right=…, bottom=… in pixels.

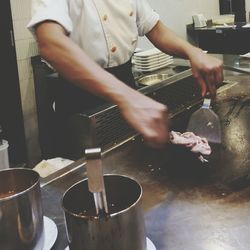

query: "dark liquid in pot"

left=64, top=176, right=141, bottom=219
left=0, top=190, right=16, bottom=199
left=78, top=202, right=118, bottom=218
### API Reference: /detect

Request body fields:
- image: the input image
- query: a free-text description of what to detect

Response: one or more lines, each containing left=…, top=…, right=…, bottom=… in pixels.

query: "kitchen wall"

left=138, top=0, right=220, bottom=49
left=246, top=1, right=250, bottom=21
left=9, top=0, right=219, bottom=166
left=10, top=0, right=41, bottom=166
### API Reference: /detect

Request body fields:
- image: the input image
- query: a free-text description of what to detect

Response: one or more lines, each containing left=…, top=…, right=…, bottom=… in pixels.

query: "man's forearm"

left=35, top=22, right=139, bottom=107
left=146, top=21, right=202, bottom=60
left=146, top=21, right=223, bottom=98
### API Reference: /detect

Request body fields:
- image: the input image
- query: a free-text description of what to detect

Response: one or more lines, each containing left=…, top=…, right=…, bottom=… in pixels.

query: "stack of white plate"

left=132, top=48, right=173, bottom=72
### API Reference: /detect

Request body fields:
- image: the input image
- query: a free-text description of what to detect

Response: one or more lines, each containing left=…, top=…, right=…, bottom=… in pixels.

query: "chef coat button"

left=103, top=14, right=108, bottom=21
left=131, top=39, right=137, bottom=45
left=129, top=11, right=134, bottom=16
left=111, top=46, right=117, bottom=53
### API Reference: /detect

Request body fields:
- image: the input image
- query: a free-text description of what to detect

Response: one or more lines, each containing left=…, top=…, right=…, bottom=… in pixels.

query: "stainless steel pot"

left=0, top=168, right=44, bottom=250
left=62, top=174, right=146, bottom=250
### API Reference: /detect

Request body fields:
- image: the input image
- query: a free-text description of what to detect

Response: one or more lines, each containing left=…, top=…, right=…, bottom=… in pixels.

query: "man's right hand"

left=118, top=92, right=170, bottom=148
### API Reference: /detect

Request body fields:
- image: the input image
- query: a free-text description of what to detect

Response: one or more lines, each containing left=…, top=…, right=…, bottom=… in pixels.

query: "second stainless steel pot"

left=62, top=174, right=146, bottom=250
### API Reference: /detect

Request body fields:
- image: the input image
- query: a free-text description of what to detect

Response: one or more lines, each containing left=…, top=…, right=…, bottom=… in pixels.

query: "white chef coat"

left=27, top=0, right=159, bottom=68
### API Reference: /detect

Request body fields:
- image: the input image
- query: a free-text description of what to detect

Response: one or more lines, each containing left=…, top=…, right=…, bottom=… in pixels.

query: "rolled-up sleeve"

left=135, top=0, right=159, bottom=36
left=27, top=0, right=73, bottom=35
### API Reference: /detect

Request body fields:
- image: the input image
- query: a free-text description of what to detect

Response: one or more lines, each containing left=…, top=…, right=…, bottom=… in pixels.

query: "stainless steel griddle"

left=41, top=56, right=250, bottom=250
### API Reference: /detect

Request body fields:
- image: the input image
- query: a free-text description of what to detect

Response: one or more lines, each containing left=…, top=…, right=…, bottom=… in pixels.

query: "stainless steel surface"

left=39, top=63, right=241, bottom=191
left=62, top=175, right=146, bottom=250
left=85, top=148, right=108, bottom=215
left=224, top=64, right=250, bottom=74
left=0, top=168, right=44, bottom=250
left=40, top=56, right=250, bottom=250
left=138, top=67, right=193, bottom=95
left=137, top=73, right=173, bottom=86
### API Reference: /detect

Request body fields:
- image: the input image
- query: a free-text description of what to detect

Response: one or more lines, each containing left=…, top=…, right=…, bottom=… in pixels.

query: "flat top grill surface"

left=41, top=71, right=250, bottom=250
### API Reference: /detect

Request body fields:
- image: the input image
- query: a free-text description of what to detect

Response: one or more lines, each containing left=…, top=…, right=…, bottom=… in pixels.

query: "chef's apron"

left=55, top=59, right=136, bottom=116
left=54, top=60, right=136, bottom=158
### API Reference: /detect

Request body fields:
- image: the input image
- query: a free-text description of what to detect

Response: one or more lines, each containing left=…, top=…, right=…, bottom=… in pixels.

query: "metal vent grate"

left=147, top=75, right=201, bottom=114
left=94, top=107, right=135, bottom=149
left=90, top=74, right=202, bottom=150
left=72, top=72, right=203, bottom=157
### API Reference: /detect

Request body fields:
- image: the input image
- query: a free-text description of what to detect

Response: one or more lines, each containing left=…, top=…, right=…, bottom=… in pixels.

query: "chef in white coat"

left=28, top=0, right=223, bottom=149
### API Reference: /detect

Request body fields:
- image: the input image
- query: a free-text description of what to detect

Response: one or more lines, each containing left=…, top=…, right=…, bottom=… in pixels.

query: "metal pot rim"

left=0, top=168, right=40, bottom=202
left=61, top=173, right=143, bottom=219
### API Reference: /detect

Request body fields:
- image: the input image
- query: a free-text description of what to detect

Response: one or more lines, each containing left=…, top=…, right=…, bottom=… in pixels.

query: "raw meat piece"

left=170, top=131, right=212, bottom=156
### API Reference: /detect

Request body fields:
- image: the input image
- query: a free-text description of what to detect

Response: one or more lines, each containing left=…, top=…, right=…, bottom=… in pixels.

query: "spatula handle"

left=202, top=98, right=211, bottom=109
left=85, top=148, right=108, bottom=215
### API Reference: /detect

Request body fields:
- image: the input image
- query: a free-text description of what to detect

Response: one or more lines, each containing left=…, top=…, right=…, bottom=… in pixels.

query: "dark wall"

left=219, top=0, right=246, bottom=22
left=0, top=1, right=27, bottom=165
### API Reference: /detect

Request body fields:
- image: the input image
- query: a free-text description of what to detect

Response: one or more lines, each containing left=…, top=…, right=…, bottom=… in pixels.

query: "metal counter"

left=42, top=57, right=250, bottom=250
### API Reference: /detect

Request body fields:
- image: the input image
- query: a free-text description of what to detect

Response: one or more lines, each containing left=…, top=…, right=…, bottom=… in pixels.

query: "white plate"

left=134, top=57, right=173, bottom=68
left=133, top=52, right=171, bottom=61
left=134, top=48, right=162, bottom=57
left=43, top=216, right=58, bottom=250
left=133, top=53, right=170, bottom=62
left=242, top=23, right=250, bottom=28
left=133, top=56, right=173, bottom=66
left=240, top=52, right=250, bottom=58
left=147, top=237, right=157, bottom=250
left=64, top=237, right=156, bottom=250
left=134, top=59, right=173, bottom=72
left=134, top=58, right=173, bottom=68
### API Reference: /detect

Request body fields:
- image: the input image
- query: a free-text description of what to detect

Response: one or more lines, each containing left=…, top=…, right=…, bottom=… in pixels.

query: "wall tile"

left=19, top=77, right=36, bottom=111
left=19, top=76, right=41, bottom=166
left=22, top=111, right=41, bottom=165
left=10, top=0, right=31, bottom=21
left=13, top=20, right=33, bottom=40
left=11, top=0, right=40, bottom=165
left=16, top=39, right=38, bottom=60
left=139, top=0, right=220, bottom=49
left=17, top=59, right=33, bottom=82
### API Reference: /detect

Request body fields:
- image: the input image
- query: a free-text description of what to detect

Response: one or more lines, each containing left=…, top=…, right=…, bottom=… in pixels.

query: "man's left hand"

left=189, top=49, right=224, bottom=98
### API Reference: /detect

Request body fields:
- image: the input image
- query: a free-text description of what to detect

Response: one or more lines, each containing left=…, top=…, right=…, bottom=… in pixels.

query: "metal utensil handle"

left=85, top=148, right=108, bottom=215
left=202, top=98, right=211, bottom=109
left=201, top=92, right=212, bottom=109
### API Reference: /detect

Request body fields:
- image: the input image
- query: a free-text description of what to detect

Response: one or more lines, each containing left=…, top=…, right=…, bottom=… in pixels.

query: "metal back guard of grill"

left=68, top=69, right=206, bottom=158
